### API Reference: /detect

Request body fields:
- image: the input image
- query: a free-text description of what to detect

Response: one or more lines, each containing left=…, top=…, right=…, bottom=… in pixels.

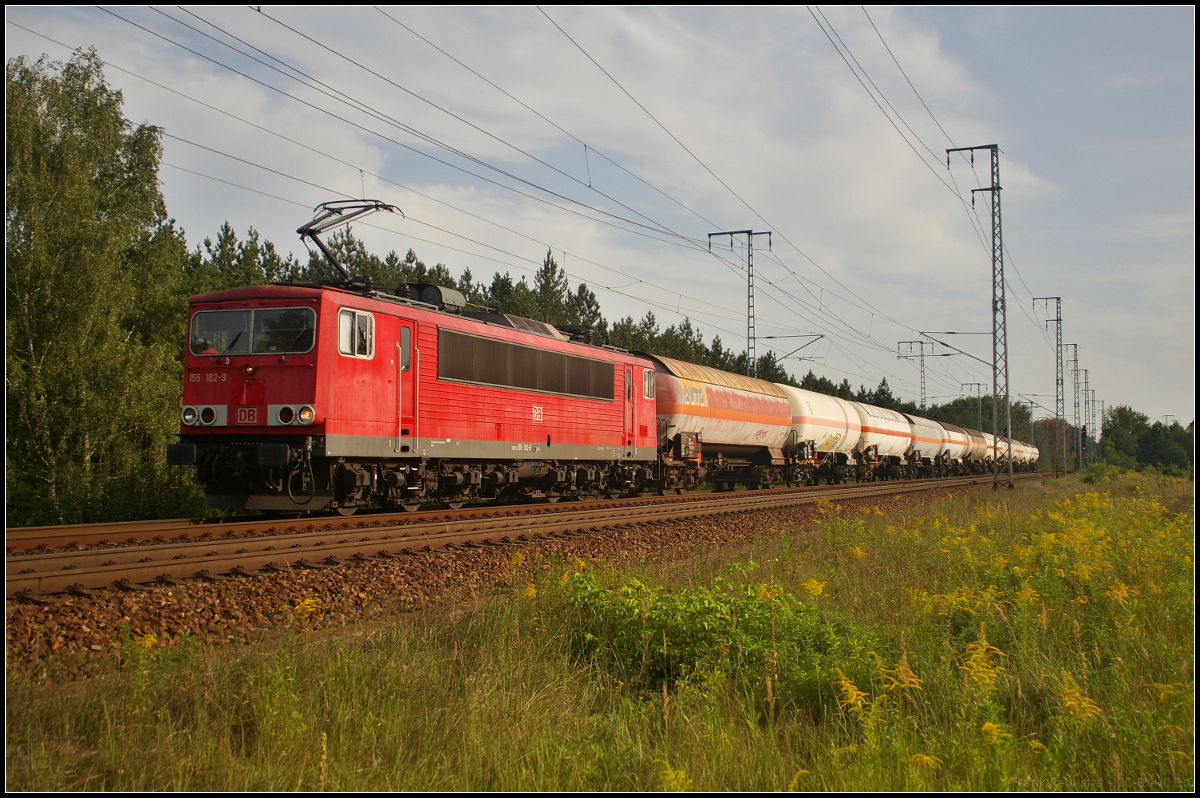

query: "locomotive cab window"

left=399, top=326, right=411, bottom=371
left=252, top=307, right=315, bottom=354
left=338, top=309, right=375, bottom=358
left=643, top=369, right=655, bottom=399
left=190, top=307, right=315, bottom=356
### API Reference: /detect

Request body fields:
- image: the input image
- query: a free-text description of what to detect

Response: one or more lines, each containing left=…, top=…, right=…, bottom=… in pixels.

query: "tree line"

left=1099, top=406, right=1193, bottom=477
left=12, top=50, right=1141, bottom=527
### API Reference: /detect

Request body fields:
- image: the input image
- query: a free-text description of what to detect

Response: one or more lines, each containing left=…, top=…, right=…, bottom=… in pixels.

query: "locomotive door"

left=624, top=366, right=634, bottom=456
left=395, top=321, right=416, bottom=453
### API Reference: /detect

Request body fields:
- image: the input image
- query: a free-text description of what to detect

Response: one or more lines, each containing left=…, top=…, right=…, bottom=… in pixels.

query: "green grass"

left=6, top=471, right=1194, bottom=790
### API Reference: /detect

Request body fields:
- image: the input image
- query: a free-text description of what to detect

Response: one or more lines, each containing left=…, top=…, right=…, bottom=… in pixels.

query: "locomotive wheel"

left=546, top=496, right=560, bottom=504
left=401, top=502, right=422, bottom=513
left=446, top=501, right=465, bottom=510
left=336, top=506, right=358, bottom=517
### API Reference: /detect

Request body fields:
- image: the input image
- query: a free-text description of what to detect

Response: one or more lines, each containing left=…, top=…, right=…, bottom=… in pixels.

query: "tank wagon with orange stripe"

left=649, top=355, right=799, bottom=490
left=775, top=385, right=861, bottom=483
left=847, top=402, right=913, bottom=480
left=934, top=421, right=973, bottom=475
left=903, top=413, right=949, bottom=478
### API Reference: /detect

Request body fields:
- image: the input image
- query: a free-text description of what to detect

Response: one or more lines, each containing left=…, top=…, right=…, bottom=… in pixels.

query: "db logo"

left=237, top=406, right=259, bottom=424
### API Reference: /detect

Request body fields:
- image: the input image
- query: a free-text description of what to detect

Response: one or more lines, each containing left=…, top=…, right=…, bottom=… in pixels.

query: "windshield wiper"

left=222, top=330, right=244, bottom=353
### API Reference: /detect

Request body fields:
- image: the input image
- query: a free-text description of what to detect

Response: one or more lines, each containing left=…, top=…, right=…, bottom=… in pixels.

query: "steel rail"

left=7, top=474, right=1042, bottom=598
left=2, top=480, right=901, bottom=550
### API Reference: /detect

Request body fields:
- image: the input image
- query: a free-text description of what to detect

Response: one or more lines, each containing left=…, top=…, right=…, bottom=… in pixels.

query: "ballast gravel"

left=6, top=485, right=981, bottom=679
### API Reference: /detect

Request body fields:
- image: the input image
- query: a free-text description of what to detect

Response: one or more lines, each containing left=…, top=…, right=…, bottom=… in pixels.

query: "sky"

left=6, top=6, right=1195, bottom=429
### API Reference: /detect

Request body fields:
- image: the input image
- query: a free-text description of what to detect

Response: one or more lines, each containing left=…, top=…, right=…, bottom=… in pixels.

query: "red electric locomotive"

left=167, top=201, right=675, bottom=513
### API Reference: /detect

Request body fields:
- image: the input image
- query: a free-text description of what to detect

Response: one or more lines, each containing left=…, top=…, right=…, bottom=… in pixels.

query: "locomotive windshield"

left=190, top=308, right=315, bottom=355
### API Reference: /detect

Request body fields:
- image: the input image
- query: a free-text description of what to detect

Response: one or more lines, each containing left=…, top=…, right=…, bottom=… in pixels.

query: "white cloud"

left=6, top=6, right=1193, bottom=420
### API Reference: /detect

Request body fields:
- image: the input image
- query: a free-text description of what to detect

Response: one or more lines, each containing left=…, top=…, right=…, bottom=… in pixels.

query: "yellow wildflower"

left=759, top=585, right=783, bottom=603
left=880, top=648, right=923, bottom=692
left=293, top=597, right=319, bottom=614
left=1014, top=583, right=1040, bottom=605
left=509, top=552, right=526, bottom=568
left=981, top=722, right=1012, bottom=745
left=521, top=584, right=538, bottom=599
left=785, top=770, right=810, bottom=791
left=1105, top=580, right=1138, bottom=604
left=1060, top=672, right=1103, bottom=720
left=801, top=578, right=826, bottom=598
left=1146, top=682, right=1186, bottom=703
left=135, top=633, right=158, bottom=650
left=835, top=669, right=870, bottom=713
left=833, top=744, right=859, bottom=756
left=849, top=545, right=866, bottom=559
left=657, top=761, right=692, bottom=792
left=909, top=754, right=942, bottom=769
left=960, top=624, right=1006, bottom=692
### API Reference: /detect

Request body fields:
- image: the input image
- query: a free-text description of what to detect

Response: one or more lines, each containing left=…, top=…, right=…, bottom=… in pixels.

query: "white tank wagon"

left=932, top=421, right=973, bottom=475
left=1024, top=443, right=1041, bottom=471
left=775, top=384, right=861, bottom=483
left=984, top=432, right=1012, bottom=465
left=849, top=402, right=913, bottom=480
left=903, top=414, right=949, bottom=477
left=649, top=355, right=795, bottom=489
left=959, top=428, right=988, bottom=473
left=1010, top=440, right=1040, bottom=470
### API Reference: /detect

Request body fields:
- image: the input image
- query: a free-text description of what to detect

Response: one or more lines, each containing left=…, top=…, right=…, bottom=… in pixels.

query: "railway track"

left=7, top=483, right=859, bottom=552
left=7, top=473, right=1042, bottom=599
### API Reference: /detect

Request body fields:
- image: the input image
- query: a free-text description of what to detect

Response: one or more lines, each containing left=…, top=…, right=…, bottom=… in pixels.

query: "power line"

left=371, top=6, right=725, bottom=233
left=98, top=6, right=715, bottom=252
left=538, top=6, right=932, bottom=342
left=10, top=12, right=1008, bottom=403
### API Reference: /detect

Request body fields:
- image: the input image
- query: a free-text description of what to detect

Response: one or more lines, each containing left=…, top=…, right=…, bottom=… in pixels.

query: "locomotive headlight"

left=278, top=406, right=295, bottom=424
left=182, top=406, right=198, bottom=426
left=242, top=363, right=255, bottom=375
left=297, top=405, right=315, bottom=424
left=200, top=406, right=216, bottom=425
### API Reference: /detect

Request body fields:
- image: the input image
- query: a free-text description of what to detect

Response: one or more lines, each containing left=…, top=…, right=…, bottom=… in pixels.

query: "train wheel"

left=546, top=496, right=560, bottom=504
left=336, top=505, right=357, bottom=517
left=401, top=502, right=421, bottom=513
left=446, top=501, right=465, bottom=510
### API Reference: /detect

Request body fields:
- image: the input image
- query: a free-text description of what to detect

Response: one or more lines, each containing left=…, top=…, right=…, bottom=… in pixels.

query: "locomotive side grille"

left=439, top=329, right=614, bottom=400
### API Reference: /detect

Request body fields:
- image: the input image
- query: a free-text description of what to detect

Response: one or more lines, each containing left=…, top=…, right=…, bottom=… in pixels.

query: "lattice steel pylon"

left=708, top=230, right=771, bottom=378
left=1034, top=297, right=1065, bottom=475
left=949, top=145, right=1012, bottom=489
left=898, top=340, right=935, bottom=411
left=1065, top=343, right=1080, bottom=470
left=1082, top=369, right=1091, bottom=466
